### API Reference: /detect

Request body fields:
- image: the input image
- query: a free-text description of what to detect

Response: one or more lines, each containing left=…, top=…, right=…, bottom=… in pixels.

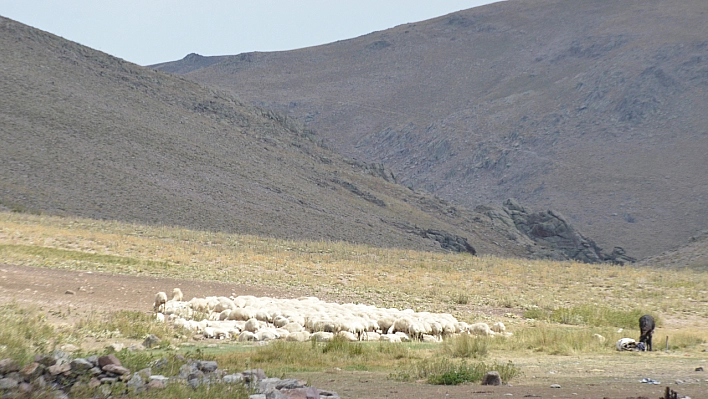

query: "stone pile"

left=0, top=351, right=339, bottom=399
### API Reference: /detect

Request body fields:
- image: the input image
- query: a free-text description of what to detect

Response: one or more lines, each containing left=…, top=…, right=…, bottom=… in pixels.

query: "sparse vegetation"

left=0, top=212, right=707, bottom=397
left=75, top=310, right=177, bottom=341
left=391, top=358, right=521, bottom=385
left=0, top=302, right=61, bottom=364
left=523, top=305, right=656, bottom=328
left=2, top=212, right=707, bottom=320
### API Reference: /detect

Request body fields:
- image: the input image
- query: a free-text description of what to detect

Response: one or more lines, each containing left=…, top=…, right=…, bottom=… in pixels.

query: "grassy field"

left=1, top=211, right=707, bottom=397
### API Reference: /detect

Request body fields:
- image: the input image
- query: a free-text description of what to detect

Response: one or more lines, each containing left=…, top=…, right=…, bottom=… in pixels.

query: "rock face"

left=0, top=353, right=339, bottom=399
left=480, top=199, right=636, bottom=264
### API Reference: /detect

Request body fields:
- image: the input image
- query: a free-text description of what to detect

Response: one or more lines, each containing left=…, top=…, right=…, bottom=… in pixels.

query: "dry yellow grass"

left=2, top=211, right=707, bottom=326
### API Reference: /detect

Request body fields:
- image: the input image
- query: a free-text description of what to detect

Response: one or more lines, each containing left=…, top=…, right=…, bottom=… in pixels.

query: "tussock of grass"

left=220, top=337, right=417, bottom=374
left=523, top=305, right=657, bottom=328
left=0, top=303, right=61, bottom=364
left=443, top=334, right=489, bottom=358
left=494, top=323, right=617, bottom=355
left=75, top=310, right=178, bottom=341
left=392, top=358, right=521, bottom=385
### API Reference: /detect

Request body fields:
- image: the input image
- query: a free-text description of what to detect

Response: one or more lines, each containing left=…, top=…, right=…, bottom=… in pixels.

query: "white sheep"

left=172, top=288, right=183, bottom=302
left=468, top=322, right=495, bottom=336
left=153, top=292, right=167, bottom=313
left=491, top=322, right=506, bottom=334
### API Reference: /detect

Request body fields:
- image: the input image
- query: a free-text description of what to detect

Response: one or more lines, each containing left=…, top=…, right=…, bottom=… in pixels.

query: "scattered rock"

left=102, top=364, right=130, bottom=376
left=98, top=354, right=121, bottom=368
left=0, top=353, right=338, bottom=398
left=481, top=371, right=502, bottom=386
left=146, top=379, right=165, bottom=390
left=0, top=359, right=20, bottom=374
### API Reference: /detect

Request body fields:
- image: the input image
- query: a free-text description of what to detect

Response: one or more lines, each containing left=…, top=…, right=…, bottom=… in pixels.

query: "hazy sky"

left=0, top=1, right=500, bottom=66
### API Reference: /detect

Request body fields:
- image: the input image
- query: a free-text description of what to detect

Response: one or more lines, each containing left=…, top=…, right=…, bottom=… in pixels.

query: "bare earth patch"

left=1, top=263, right=706, bottom=399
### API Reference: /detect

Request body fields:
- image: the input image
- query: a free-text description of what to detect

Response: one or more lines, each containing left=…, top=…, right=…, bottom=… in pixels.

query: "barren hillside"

left=1, top=15, right=557, bottom=259
left=153, top=0, right=708, bottom=260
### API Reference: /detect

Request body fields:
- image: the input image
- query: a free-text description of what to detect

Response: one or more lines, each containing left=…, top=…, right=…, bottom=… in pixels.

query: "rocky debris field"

left=0, top=351, right=339, bottom=399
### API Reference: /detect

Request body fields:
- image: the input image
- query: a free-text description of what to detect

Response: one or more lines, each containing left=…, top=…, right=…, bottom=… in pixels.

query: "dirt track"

left=1, top=264, right=706, bottom=399
left=0, top=263, right=285, bottom=313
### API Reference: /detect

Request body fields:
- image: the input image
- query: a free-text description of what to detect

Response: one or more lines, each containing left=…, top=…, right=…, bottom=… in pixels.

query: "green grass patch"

left=391, top=358, right=521, bottom=385
left=443, top=334, right=489, bottom=358
left=0, top=302, right=61, bottom=364
left=218, top=338, right=417, bottom=374
left=75, top=310, right=179, bottom=341
left=0, top=243, right=173, bottom=273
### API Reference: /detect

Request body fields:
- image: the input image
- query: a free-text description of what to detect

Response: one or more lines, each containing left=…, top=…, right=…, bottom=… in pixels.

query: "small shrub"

left=391, top=358, right=521, bottom=385
left=453, top=292, right=469, bottom=305
left=444, top=334, right=489, bottom=358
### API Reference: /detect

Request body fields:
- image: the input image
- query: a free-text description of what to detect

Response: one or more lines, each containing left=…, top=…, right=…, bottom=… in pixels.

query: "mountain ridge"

left=1, top=14, right=631, bottom=263
left=152, top=0, right=708, bottom=261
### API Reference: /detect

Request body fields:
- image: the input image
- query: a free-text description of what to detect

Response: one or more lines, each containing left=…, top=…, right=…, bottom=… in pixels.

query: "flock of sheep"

left=153, top=288, right=509, bottom=343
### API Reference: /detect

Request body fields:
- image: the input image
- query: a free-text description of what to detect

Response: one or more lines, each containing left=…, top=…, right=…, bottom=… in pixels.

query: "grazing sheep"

left=639, top=314, right=656, bottom=351
left=468, top=322, right=495, bottom=336
left=172, top=288, right=183, bottom=302
left=153, top=292, right=167, bottom=313
left=491, top=322, right=506, bottom=334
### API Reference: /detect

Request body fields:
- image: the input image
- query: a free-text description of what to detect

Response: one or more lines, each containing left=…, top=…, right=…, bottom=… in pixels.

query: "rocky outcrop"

left=479, top=199, right=635, bottom=264
left=415, top=228, right=477, bottom=255
left=0, top=352, right=339, bottom=399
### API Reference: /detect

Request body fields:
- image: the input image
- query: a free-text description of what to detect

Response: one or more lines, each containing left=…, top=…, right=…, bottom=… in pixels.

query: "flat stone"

left=0, top=358, right=20, bottom=374
left=34, top=354, right=57, bottom=367
left=98, top=354, right=122, bottom=368
left=223, top=373, right=244, bottom=384
left=102, top=364, right=130, bottom=375
left=0, top=377, right=19, bottom=390
left=258, top=377, right=282, bottom=393
left=266, top=390, right=290, bottom=399
left=127, top=373, right=144, bottom=390
left=146, top=379, right=165, bottom=390
left=318, top=390, right=340, bottom=398
left=18, top=382, right=32, bottom=393
left=198, top=360, right=218, bottom=373
left=48, top=363, right=71, bottom=376
left=242, top=369, right=267, bottom=383
left=70, top=358, right=94, bottom=371
left=276, top=378, right=306, bottom=390
left=20, top=362, right=43, bottom=379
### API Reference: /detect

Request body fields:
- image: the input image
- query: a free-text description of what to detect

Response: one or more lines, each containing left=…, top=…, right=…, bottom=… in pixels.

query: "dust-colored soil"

left=1, top=263, right=706, bottom=399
